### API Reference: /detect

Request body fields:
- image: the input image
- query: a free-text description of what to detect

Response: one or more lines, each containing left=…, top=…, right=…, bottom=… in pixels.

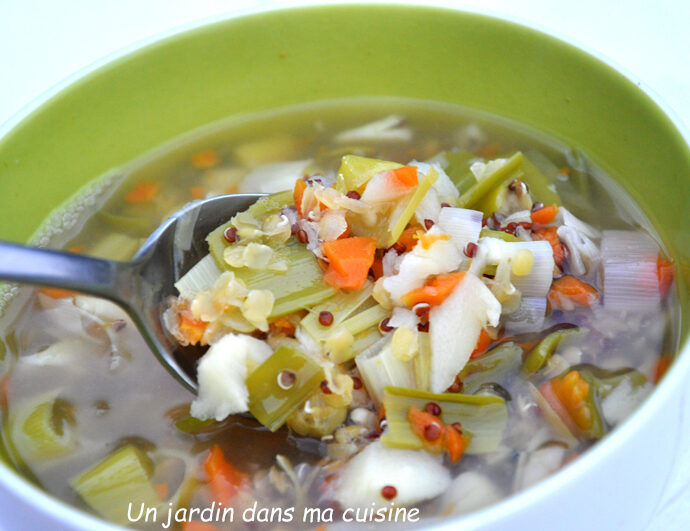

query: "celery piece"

left=457, top=152, right=524, bottom=209
left=231, top=240, right=336, bottom=318
left=206, top=190, right=294, bottom=270
left=340, top=304, right=389, bottom=336
left=300, top=283, right=374, bottom=341
left=522, top=326, right=584, bottom=375
left=479, top=228, right=520, bottom=242
left=381, top=386, right=507, bottom=454
left=459, top=342, right=523, bottom=394
left=14, top=397, right=77, bottom=461
left=88, top=233, right=141, bottom=261
left=247, top=345, right=325, bottom=431
left=336, top=155, right=402, bottom=194
left=386, top=167, right=438, bottom=247
left=346, top=327, right=384, bottom=363
left=444, top=150, right=477, bottom=195
left=71, top=445, right=161, bottom=525
left=97, top=211, right=154, bottom=237
left=174, top=415, right=215, bottom=434
left=413, top=332, right=431, bottom=391
left=174, top=254, right=222, bottom=299
left=521, top=154, right=562, bottom=206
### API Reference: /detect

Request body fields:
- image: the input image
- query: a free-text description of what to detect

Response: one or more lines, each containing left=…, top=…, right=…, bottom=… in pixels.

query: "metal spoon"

left=0, top=193, right=263, bottom=393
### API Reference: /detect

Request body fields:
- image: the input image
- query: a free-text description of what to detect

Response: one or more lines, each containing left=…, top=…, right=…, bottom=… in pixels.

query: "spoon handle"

left=0, top=240, right=130, bottom=303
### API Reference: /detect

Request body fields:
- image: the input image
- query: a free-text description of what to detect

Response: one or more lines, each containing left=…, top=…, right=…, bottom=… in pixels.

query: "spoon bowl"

left=0, top=192, right=264, bottom=392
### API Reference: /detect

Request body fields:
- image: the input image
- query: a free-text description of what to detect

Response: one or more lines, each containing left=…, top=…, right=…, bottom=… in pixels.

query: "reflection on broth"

left=0, top=98, right=678, bottom=529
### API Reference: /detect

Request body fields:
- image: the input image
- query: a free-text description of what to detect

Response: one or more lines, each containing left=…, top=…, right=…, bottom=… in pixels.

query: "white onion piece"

left=387, top=307, right=419, bottom=329
left=360, top=170, right=412, bottom=202
left=560, top=207, right=601, bottom=239
left=333, top=440, right=450, bottom=509
left=382, top=228, right=460, bottom=304
left=414, top=186, right=442, bottom=225
left=334, top=115, right=412, bottom=144
left=503, top=210, right=532, bottom=224
left=382, top=248, right=403, bottom=276
left=410, top=161, right=459, bottom=199
left=601, top=379, right=651, bottom=427
left=514, top=444, right=566, bottom=490
left=297, top=219, right=323, bottom=259
left=437, top=207, right=483, bottom=252
left=429, top=273, right=501, bottom=393
left=440, top=471, right=503, bottom=516
left=238, top=159, right=311, bottom=193
left=602, top=230, right=660, bottom=311
left=355, top=336, right=414, bottom=405
left=557, top=225, right=600, bottom=277
left=505, top=296, right=547, bottom=334
left=318, top=209, right=348, bottom=241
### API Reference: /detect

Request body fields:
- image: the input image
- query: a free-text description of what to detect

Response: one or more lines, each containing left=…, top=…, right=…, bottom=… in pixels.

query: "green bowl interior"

left=0, top=4, right=688, bottom=333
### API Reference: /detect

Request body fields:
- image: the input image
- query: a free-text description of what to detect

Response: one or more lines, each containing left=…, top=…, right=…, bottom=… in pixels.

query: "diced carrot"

left=183, top=522, right=218, bottom=531
left=654, top=354, right=672, bottom=383
left=549, top=370, right=593, bottom=432
left=538, top=379, right=580, bottom=437
left=293, top=179, right=307, bottom=217
left=548, top=275, right=599, bottom=310
left=443, top=424, right=469, bottom=464
left=315, top=525, right=328, bottom=531
left=388, top=165, right=418, bottom=188
left=657, top=256, right=674, bottom=298
left=407, top=406, right=444, bottom=452
left=37, top=287, right=78, bottom=299
left=225, top=184, right=239, bottom=194
left=533, top=227, right=565, bottom=267
left=322, top=237, right=377, bottom=290
left=192, top=149, right=220, bottom=169
left=470, top=329, right=492, bottom=360
left=190, top=186, right=205, bottom=199
left=154, top=483, right=169, bottom=500
left=178, top=314, right=207, bottom=346
left=68, top=244, right=84, bottom=254
left=396, top=226, right=421, bottom=252
left=530, top=204, right=559, bottom=226
left=478, top=142, right=499, bottom=158
left=125, top=180, right=160, bottom=203
left=401, top=272, right=465, bottom=308
left=270, top=316, right=296, bottom=336
left=203, top=445, right=249, bottom=504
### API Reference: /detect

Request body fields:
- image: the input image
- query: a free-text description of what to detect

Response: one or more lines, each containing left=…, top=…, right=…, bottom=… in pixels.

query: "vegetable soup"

left=0, top=98, right=677, bottom=529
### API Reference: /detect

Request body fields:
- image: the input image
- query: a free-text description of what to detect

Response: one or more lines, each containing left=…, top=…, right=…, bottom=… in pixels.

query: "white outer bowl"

left=0, top=3, right=688, bottom=530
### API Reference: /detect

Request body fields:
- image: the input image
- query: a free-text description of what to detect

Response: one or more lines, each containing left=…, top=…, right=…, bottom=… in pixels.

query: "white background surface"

left=0, top=1, right=688, bottom=530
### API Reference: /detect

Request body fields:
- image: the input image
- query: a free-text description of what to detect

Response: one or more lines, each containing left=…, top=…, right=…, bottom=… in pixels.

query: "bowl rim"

left=0, top=2, right=688, bottom=530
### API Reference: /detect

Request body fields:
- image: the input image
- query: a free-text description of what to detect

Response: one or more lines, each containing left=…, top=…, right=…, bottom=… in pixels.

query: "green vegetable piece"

left=387, top=167, right=438, bottom=247
left=459, top=342, right=523, bottom=393
left=520, top=154, right=562, bottom=206
left=300, top=283, right=374, bottom=341
left=381, top=386, right=507, bottom=454
left=71, top=445, right=160, bottom=525
left=247, top=345, right=325, bottom=431
left=523, top=326, right=584, bottom=374
left=336, top=155, right=402, bottom=193
left=174, top=415, right=215, bottom=434
left=457, top=152, right=524, bottom=210
left=479, top=228, right=520, bottom=242
left=287, top=393, right=347, bottom=438
left=443, top=150, right=477, bottom=195
left=206, top=190, right=293, bottom=270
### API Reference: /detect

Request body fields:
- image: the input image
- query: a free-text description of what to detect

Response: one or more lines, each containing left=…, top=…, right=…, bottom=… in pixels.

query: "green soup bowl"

left=0, top=4, right=688, bottom=531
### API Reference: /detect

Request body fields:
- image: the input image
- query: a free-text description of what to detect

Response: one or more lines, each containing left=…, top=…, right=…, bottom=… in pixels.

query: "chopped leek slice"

left=174, top=254, right=222, bottom=299
left=479, top=228, right=520, bottom=242
left=381, top=386, right=507, bottom=454
left=71, top=445, right=161, bottom=525
left=458, top=342, right=523, bottom=394
left=247, top=345, right=324, bottom=431
left=11, top=395, right=77, bottom=461
left=339, top=304, right=389, bottom=337
left=336, top=155, right=402, bottom=194
left=570, top=364, right=647, bottom=399
left=520, top=154, right=562, bottom=206
left=356, top=338, right=415, bottom=405
left=300, top=283, right=374, bottom=341
left=457, top=152, right=523, bottom=210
